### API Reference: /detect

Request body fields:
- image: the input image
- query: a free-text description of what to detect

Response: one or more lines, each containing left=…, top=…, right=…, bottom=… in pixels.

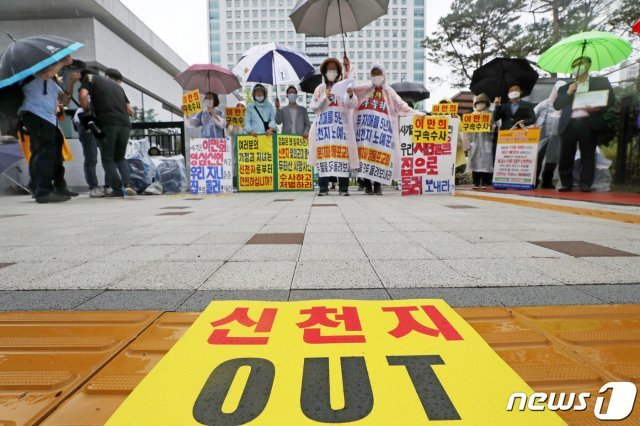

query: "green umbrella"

left=537, top=31, right=632, bottom=74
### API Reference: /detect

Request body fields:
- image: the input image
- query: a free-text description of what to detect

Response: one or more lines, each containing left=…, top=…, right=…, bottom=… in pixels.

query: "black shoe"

left=317, top=190, right=328, bottom=197
left=55, top=187, right=79, bottom=197
left=339, top=191, right=349, bottom=196
left=541, top=183, right=555, bottom=189
left=35, top=192, right=70, bottom=204
left=374, top=189, right=383, bottom=195
left=580, top=186, right=592, bottom=193
left=106, top=190, right=124, bottom=198
left=364, top=188, right=373, bottom=195
left=558, top=187, right=572, bottom=192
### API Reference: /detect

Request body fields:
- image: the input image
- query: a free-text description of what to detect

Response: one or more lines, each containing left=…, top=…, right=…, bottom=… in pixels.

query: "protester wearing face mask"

left=553, top=56, right=615, bottom=192
left=351, top=65, right=424, bottom=195
left=307, top=57, right=358, bottom=196
left=492, top=83, right=536, bottom=131
left=275, top=86, right=311, bottom=138
left=190, top=92, right=226, bottom=139
left=462, top=93, right=495, bottom=189
left=244, top=84, right=277, bottom=136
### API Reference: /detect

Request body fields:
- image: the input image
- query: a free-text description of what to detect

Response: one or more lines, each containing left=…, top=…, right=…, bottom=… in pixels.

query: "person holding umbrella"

left=190, top=92, right=226, bottom=139
left=307, top=57, right=358, bottom=196
left=243, top=84, right=277, bottom=136
left=492, top=83, right=536, bottom=131
left=553, top=56, right=615, bottom=192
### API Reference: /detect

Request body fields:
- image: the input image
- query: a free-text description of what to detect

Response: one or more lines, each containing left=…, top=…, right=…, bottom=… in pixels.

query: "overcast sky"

left=119, top=0, right=454, bottom=107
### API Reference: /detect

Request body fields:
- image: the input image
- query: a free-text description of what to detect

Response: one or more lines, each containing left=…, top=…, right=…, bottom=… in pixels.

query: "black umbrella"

left=0, top=34, right=84, bottom=89
left=390, top=81, right=430, bottom=103
left=470, top=58, right=538, bottom=102
left=299, top=71, right=322, bottom=94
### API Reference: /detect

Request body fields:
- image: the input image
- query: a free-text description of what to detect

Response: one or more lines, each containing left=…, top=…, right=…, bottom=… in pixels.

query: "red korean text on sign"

left=208, top=307, right=277, bottom=345
left=382, top=305, right=463, bottom=341
left=297, top=306, right=366, bottom=344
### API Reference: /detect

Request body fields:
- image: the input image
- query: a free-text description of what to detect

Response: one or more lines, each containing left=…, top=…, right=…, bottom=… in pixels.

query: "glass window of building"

left=366, top=41, right=372, bottom=48
left=384, top=41, right=389, bottom=48
left=401, top=30, right=406, bottom=38
left=226, top=11, right=232, bottom=19
left=375, top=30, right=380, bottom=38
left=235, top=11, right=240, bottom=18
left=261, top=10, right=267, bottom=17
left=244, top=21, right=250, bottom=28
left=384, top=30, right=388, bottom=38
left=401, top=40, right=407, bottom=48
left=236, top=42, right=241, bottom=49
left=375, top=41, right=380, bottom=48
left=384, top=20, right=388, bottom=27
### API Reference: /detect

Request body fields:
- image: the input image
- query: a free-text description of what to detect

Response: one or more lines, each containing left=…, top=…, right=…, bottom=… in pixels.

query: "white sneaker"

left=124, top=186, right=137, bottom=196
left=89, top=187, right=105, bottom=198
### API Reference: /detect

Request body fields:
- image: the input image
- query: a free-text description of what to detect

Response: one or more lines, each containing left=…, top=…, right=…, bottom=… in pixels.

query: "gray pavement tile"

left=360, top=243, right=436, bottom=260
left=138, top=232, right=205, bottom=245
left=0, top=245, right=125, bottom=263
left=0, top=290, right=101, bottom=311
left=372, top=260, right=474, bottom=288
left=178, top=290, right=290, bottom=311
left=354, top=231, right=411, bottom=244
left=100, top=245, right=183, bottom=262
left=0, top=261, right=79, bottom=289
left=74, top=290, right=194, bottom=311
left=28, top=261, right=147, bottom=290
left=202, top=261, right=296, bottom=290
left=303, top=232, right=358, bottom=245
left=193, top=232, right=255, bottom=245
left=305, top=224, right=352, bottom=233
left=289, top=289, right=390, bottom=300
left=292, top=260, right=382, bottom=289
left=349, top=222, right=397, bottom=232
left=576, top=284, right=640, bottom=304
left=444, top=259, right=562, bottom=286
left=521, top=258, right=640, bottom=284
left=494, top=286, right=603, bottom=306
left=388, top=287, right=503, bottom=307
left=230, top=244, right=301, bottom=262
left=452, top=231, right=523, bottom=243
left=299, top=244, right=367, bottom=261
left=581, top=257, right=640, bottom=279
left=260, top=224, right=307, bottom=233
left=391, top=223, right=443, bottom=232
left=168, top=244, right=244, bottom=262
left=422, top=242, right=565, bottom=260
left=405, top=232, right=468, bottom=245
left=110, top=261, right=223, bottom=290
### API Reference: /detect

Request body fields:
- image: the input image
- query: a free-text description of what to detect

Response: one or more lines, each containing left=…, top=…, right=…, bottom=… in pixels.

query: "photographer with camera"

left=73, top=106, right=106, bottom=198
left=79, top=68, right=134, bottom=198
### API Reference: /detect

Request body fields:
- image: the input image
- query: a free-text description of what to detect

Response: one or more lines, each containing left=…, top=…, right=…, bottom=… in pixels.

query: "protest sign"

left=412, top=116, right=449, bottom=144
left=461, top=113, right=492, bottom=133
left=276, top=134, right=313, bottom=191
left=189, top=138, right=233, bottom=194
left=355, top=88, right=395, bottom=185
left=432, top=102, right=458, bottom=116
left=315, top=96, right=352, bottom=178
left=401, top=116, right=458, bottom=195
left=226, top=107, right=245, bottom=127
left=181, top=90, right=202, bottom=116
left=237, top=134, right=275, bottom=191
left=107, top=299, right=563, bottom=425
left=493, top=128, right=540, bottom=190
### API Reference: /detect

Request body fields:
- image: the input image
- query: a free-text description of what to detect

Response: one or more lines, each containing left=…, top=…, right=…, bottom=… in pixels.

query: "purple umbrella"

left=174, top=64, right=241, bottom=94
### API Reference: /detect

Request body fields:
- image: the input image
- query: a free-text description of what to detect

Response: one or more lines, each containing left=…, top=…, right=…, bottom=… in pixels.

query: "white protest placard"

left=492, top=128, right=540, bottom=190
left=189, top=138, right=233, bottom=194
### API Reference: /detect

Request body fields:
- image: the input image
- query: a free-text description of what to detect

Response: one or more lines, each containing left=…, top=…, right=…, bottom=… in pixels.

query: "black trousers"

left=471, top=172, right=492, bottom=187
left=99, top=124, right=131, bottom=191
left=362, top=178, right=381, bottom=191
left=535, top=141, right=557, bottom=188
left=559, top=118, right=596, bottom=189
left=22, top=112, right=66, bottom=196
left=319, top=176, right=348, bottom=192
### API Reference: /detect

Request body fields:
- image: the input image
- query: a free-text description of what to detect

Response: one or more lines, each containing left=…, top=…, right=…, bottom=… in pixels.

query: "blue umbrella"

left=233, top=43, right=314, bottom=95
left=0, top=34, right=84, bottom=89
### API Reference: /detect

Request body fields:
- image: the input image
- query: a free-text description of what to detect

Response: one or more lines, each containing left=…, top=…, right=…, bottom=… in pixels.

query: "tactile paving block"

left=0, top=311, right=161, bottom=426
left=41, top=312, right=198, bottom=426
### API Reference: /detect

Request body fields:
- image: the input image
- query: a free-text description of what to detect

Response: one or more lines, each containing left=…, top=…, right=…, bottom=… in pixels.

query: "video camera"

left=59, top=60, right=105, bottom=139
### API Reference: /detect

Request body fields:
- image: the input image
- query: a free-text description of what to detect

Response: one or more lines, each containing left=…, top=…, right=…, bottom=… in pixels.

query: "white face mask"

left=255, top=95, right=265, bottom=103
left=371, top=76, right=384, bottom=87
left=572, top=65, right=588, bottom=77
left=325, top=70, right=338, bottom=82
left=287, top=93, right=297, bottom=103
left=475, top=103, right=487, bottom=112
left=205, top=99, right=214, bottom=108
left=508, top=91, right=521, bottom=100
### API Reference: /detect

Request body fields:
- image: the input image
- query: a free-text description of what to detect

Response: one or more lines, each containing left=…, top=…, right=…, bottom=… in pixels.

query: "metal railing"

left=130, top=121, right=185, bottom=157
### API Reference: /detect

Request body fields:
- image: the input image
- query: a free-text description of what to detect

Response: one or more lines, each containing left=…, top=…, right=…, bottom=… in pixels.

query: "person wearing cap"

left=79, top=68, right=134, bottom=198
left=307, top=57, right=358, bottom=196
left=275, top=86, right=310, bottom=138
left=462, top=93, right=495, bottom=189
left=492, top=83, right=536, bottom=131
left=351, top=64, right=423, bottom=195
left=191, top=92, right=226, bottom=139
left=244, top=84, right=277, bottom=136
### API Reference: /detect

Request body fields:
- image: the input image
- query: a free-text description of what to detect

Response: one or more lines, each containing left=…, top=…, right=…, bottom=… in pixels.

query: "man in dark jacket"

left=553, top=56, right=615, bottom=192
left=492, top=83, right=537, bottom=131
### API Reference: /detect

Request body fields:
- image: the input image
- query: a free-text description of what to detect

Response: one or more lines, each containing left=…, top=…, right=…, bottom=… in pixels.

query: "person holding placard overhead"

left=553, top=56, right=615, bottom=192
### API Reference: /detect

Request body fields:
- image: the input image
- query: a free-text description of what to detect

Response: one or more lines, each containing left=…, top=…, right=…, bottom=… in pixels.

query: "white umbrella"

left=233, top=43, right=314, bottom=96
left=289, top=0, right=390, bottom=54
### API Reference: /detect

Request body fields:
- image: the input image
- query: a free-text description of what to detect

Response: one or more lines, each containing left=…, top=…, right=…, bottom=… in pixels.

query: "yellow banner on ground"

left=237, top=134, right=274, bottom=191
left=432, top=102, right=458, bottom=116
left=412, top=116, right=450, bottom=144
left=107, top=299, right=563, bottom=425
left=181, top=90, right=202, bottom=115
left=461, top=113, right=492, bottom=133
left=226, top=107, right=245, bottom=127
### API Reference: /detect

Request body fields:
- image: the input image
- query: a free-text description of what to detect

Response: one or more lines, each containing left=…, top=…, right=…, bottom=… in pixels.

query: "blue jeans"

left=78, top=126, right=100, bottom=189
